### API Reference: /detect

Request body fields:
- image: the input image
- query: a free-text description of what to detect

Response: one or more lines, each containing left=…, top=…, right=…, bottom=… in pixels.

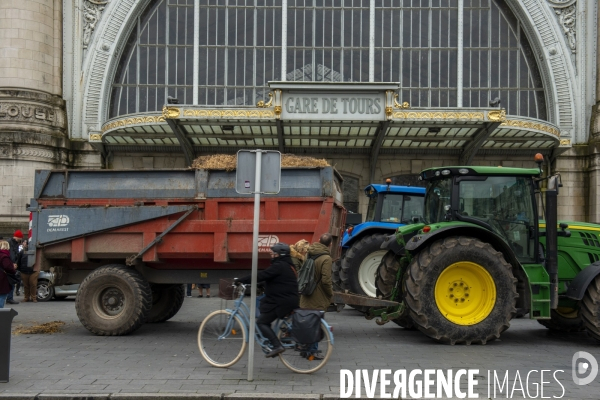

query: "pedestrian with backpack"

left=290, top=239, right=310, bottom=271
left=299, top=233, right=333, bottom=311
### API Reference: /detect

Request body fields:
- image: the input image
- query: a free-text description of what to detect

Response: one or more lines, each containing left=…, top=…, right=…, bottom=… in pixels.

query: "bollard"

left=0, top=308, right=18, bottom=382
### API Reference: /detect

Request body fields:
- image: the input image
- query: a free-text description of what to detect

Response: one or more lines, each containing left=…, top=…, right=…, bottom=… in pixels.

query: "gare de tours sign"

left=269, top=82, right=402, bottom=121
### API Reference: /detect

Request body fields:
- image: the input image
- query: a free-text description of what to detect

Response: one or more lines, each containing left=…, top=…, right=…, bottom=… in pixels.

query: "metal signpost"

left=235, top=149, right=281, bottom=382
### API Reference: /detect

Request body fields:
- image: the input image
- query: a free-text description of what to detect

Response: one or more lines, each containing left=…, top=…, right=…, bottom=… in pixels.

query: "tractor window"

left=402, top=195, right=424, bottom=224
left=380, top=194, right=404, bottom=222
left=365, top=196, right=378, bottom=222
left=424, top=178, right=452, bottom=224
left=458, top=176, right=535, bottom=262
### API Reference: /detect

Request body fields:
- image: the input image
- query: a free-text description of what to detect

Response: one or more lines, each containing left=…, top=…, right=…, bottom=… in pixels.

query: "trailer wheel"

left=147, top=284, right=186, bottom=323
left=75, top=264, right=152, bottom=336
left=340, top=233, right=387, bottom=299
left=538, top=308, right=585, bottom=332
left=405, top=236, right=517, bottom=344
left=581, top=274, right=600, bottom=342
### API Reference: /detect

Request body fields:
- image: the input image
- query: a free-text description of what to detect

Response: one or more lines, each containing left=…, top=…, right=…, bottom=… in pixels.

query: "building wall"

left=0, top=0, right=100, bottom=237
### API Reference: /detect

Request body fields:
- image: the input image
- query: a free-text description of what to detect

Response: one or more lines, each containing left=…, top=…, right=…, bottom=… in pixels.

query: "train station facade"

left=0, top=0, right=598, bottom=234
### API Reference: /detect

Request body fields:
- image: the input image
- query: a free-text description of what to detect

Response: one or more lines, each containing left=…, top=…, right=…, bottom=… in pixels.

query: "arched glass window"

left=109, top=0, right=546, bottom=121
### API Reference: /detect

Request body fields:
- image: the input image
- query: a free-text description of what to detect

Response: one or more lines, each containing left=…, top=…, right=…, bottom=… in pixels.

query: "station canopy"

left=91, top=82, right=565, bottom=165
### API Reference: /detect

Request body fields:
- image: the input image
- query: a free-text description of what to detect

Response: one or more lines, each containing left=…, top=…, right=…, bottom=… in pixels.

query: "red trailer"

left=28, top=167, right=345, bottom=335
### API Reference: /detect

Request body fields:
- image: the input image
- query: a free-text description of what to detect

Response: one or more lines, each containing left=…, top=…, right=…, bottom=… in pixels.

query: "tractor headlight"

left=458, top=168, right=469, bottom=174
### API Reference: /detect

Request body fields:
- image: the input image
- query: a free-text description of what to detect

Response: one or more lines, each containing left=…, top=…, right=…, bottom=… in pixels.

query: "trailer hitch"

left=126, top=206, right=197, bottom=266
left=365, top=304, right=405, bottom=325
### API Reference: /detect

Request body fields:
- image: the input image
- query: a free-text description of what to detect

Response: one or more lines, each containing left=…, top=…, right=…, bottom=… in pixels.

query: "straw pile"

left=13, top=321, right=66, bottom=335
left=191, top=154, right=330, bottom=171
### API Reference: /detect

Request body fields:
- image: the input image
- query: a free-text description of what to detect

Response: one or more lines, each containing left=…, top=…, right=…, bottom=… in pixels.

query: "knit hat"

left=14, top=230, right=23, bottom=239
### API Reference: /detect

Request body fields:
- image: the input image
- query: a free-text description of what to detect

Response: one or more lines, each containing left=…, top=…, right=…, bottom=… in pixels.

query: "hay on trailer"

left=191, top=154, right=329, bottom=170
left=13, top=321, right=66, bottom=335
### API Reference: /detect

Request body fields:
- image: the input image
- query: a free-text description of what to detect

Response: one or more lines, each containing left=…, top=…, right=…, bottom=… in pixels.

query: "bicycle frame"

left=222, top=284, right=334, bottom=349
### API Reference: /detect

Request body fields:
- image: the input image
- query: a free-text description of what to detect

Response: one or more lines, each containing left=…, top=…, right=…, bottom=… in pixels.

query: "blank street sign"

left=235, top=150, right=281, bottom=194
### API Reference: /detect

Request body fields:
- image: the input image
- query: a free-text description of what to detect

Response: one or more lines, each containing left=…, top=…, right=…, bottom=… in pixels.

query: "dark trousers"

left=256, top=309, right=281, bottom=348
left=186, top=284, right=192, bottom=296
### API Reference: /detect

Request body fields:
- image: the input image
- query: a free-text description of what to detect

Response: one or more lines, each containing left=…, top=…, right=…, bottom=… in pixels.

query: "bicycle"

left=197, top=281, right=334, bottom=374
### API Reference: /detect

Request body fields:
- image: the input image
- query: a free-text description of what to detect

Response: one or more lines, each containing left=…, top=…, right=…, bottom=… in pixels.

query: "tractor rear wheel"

left=538, top=308, right=585, bottom=332
left=581, top=275, right=600, bottom=342
left=405, top=236, right=517, bottom=344
left=332, top=259, right=343, bottom=292
left=147, top=284, right=186, bottom=323
left=76, top=264, right=152, bottom=336
left=340, top=234, right=387, bottom=312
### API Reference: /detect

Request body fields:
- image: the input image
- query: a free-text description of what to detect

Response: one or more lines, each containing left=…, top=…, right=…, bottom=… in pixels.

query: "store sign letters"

left=282, top=93, right=386, bottom=121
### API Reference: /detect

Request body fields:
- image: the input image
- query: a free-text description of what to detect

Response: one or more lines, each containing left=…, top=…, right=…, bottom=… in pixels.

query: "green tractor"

left=371, top=156, right=600, bottom=344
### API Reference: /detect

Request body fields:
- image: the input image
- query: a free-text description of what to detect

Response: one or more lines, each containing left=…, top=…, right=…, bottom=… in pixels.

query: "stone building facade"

left=0, top=0, right=598, bottom=237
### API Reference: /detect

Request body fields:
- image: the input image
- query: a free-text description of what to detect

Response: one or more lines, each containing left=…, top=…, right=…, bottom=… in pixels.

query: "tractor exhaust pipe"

left=545, top=174, right=560, bottom=310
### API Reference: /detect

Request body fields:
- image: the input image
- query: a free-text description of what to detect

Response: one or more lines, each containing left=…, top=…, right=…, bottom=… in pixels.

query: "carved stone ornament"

left=83, top=1, right=109, bottom=49
left=548, top=1, right=577, bottom=53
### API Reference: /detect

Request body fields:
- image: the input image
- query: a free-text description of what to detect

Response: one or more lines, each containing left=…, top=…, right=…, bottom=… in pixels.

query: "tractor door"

left=455, top=176, right=537, bottom=263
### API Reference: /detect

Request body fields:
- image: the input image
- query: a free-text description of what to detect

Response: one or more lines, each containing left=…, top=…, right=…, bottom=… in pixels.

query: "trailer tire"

left=581, top=274, right=600, bottom=342
left=147, top=284, right=186, bottom=323
left=340, top=233, right=387, bottom=300
left=537, top=308, right=585, bottom=332
left=405, top=236, right=517, bottom=344
left=76, top=264, right=152, bottom=336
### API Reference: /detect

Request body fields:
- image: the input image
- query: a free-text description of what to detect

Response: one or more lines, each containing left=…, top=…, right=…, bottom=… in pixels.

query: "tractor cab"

left=364, top=183, right=425, bottom=225
left=420, top=166, right=541, bottom=264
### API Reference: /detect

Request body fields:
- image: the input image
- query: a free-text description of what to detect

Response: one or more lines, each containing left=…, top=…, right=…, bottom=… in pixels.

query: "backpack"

left=291, top=309, right=324, bottom=344
left=297, top=253, right=327, bottom=296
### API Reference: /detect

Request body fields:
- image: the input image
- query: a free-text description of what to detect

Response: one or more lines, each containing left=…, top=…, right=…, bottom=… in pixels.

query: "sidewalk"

left=1, top=296, right=598, bottom=399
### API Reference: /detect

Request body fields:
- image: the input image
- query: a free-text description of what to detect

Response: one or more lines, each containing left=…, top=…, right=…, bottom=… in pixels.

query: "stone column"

left=0, top=0, right=100, bottom=237
left=588, top=7, right=600, bottom=223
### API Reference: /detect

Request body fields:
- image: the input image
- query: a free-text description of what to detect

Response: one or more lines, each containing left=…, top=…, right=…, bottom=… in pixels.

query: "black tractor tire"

left=147, top=284, right=186, bottom=323
left=538, top=308, right=585, bottom=332
left=375, top=250, right=401, bottom=299
left=36, top=280, right=54, bottom=302
left=405, top=236, right=517, bottom=345
left=75, top=264, right=152, bottom=336
left=581, top=274, right=600, bottom=342
left=332, top=259, right=343, bottom=292
left=340, top=233, right=387, bottom=298
left=373, top=250, right=417, bottom=330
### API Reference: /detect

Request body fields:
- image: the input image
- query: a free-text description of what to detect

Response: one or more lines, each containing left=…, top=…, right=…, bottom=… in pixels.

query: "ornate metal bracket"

left=256, top=92, right=274, bottom=108
left=393, top=93, right=410, bottom=109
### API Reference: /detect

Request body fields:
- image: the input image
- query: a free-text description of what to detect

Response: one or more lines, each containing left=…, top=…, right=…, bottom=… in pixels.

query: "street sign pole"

left=247, top=150, right=262, bottom=382
left=235, top=149, right=280, bottom=383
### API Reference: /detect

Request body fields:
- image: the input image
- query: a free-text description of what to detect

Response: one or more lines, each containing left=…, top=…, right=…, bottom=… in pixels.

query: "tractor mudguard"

left=564, top=262, right=600, bottom=300
left=404, top=225, right=521, bottom=270
left=381, top=234, right=404, bottom=255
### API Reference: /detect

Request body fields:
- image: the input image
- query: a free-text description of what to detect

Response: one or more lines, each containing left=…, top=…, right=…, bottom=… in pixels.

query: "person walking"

left=17, top=240, right=37, bottom=303
left=290, top=239, right=310, bottom=271
left=300, top=233, right=333, bottom=312
left=6, top=230, right=23, bottom=305
left=197, top=283, right=211, bottom=298
left=235, top=242, right=299, bottom=357
left=0, top=241, right=17, bottom=308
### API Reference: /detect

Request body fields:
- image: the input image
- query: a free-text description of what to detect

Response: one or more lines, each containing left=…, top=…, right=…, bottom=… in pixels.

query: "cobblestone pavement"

left=1, top=294, right=599, bottom=399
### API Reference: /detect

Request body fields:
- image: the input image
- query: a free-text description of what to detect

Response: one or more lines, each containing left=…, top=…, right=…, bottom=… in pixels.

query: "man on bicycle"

left=235, top=242, right=299, bottom=358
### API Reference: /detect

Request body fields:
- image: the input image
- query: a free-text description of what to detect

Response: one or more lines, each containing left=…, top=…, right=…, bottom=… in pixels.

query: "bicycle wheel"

left=277, top=319, right=333, bottom=374
left=198, top=310, right=247, bottom=368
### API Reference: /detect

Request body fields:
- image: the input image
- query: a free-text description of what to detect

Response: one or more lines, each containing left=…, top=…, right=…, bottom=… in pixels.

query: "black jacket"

left=238, top=255, right=299, bottom=318
left=17, top=251, right=33, bottom=274
left=8, top=238, right=20, bottom=263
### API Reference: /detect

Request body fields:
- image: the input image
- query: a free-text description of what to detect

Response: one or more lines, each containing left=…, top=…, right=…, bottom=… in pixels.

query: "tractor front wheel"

left=405, top=236, right=517, bottom=344
left=581, top=275, right=600, bottom=342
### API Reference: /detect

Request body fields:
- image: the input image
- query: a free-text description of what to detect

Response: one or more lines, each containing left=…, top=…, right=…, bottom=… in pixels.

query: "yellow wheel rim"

left=434, top=261, right=496, bottom=326
left=555, top=307, right=578, bottom=319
